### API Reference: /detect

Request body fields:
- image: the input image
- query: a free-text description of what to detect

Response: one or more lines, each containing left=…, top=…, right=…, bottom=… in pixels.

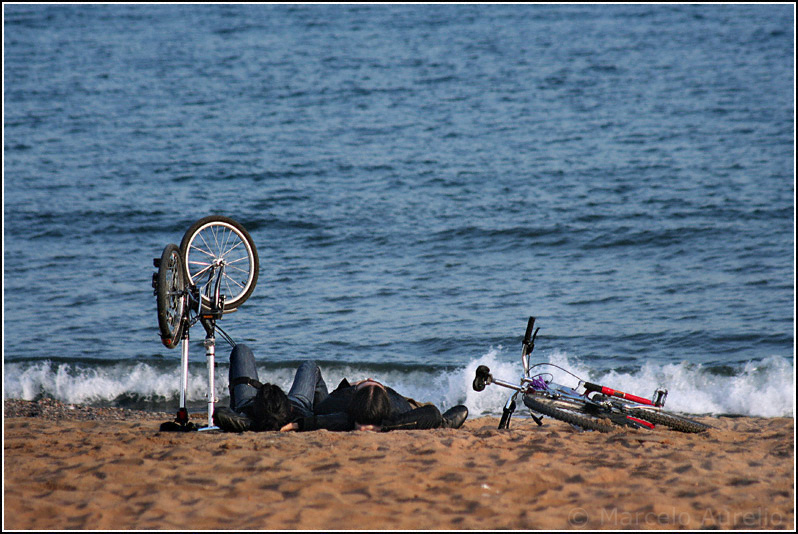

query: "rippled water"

left=3, top=4, right=794, bottom=416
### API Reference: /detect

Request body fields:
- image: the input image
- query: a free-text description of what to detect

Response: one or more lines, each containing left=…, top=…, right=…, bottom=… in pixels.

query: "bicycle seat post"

left=201, top=325, right=219, bottom=430
left=194, top=265, right=225, bottom=431
left=178, top=328, right=190, bottom=423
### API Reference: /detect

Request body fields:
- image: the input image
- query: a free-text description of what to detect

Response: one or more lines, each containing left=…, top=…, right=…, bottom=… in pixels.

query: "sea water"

left=3, top=4, right=794, bottom=417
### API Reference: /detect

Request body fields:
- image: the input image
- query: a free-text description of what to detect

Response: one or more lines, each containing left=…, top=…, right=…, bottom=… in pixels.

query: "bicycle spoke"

left=222, top=274, right=245, bottom=290
left=189, top=240, right=218, bottom=260
left=187, top=260, right=214, bottom=282
left=222, top=239, right=245, bottom=258
left=222, top=262, right=251, bottom=278
left=214, top=225, right=240, bottom=261
left=218, top=227, right=239, bottom=258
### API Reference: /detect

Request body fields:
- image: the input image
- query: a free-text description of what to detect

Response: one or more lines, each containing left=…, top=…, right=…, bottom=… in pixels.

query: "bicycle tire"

left=179, top=215, right=259, bottom=312
left=523, top=393, right=617, bottom=432
left=156, top=243, right=186, bottom=349
left=627, top=407, right=710, bottom=433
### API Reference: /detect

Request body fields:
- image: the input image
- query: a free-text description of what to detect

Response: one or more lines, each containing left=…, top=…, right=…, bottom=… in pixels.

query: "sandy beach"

left=3, top=398, right=794, bottom=530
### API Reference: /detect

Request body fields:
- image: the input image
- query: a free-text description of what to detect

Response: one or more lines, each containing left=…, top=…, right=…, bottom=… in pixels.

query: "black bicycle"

left=152, top=215, right=259, bottom=430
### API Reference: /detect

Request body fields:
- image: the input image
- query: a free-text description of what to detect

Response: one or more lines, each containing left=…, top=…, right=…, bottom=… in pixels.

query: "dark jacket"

left=297, top=379, right=444, bottom=431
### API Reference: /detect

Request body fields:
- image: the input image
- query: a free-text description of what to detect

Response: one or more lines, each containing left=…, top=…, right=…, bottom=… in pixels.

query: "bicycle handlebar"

left=522, top=316, right=540, bottom=357
left=524, top=317, right=535, bottom=345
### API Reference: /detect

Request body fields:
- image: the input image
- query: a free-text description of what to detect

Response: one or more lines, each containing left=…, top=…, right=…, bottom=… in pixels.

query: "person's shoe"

left=441, top=405, right=468, bottom=429
left=213, top=407, right=252, bottom=432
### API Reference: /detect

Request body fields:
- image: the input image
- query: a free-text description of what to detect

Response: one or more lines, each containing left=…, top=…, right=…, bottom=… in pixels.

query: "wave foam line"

left=3, top=351, right=794, bottom=417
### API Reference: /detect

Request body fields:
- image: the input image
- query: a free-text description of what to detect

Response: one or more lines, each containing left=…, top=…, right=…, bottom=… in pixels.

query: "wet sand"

left=3, top=399, right=794, bottom=530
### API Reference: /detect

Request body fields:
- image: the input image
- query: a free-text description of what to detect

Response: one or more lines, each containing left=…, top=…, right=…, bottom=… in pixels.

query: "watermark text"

left=567, top=506, right=785, bottom=528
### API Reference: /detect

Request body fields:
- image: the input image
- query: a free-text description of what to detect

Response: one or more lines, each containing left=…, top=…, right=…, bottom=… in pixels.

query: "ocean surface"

left=3, top=4, right=794, bottom=418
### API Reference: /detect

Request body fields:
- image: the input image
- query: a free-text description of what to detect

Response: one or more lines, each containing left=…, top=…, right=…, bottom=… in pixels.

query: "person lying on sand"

left=213, top=344, right=468, bottom=433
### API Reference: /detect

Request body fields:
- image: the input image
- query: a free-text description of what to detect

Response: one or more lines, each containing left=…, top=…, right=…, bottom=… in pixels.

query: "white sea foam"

left=3, top=350, right=794, bottom=417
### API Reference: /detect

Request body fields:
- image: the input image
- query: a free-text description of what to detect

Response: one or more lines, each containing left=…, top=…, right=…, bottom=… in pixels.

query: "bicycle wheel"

left=523, top=393, right=617, bottom=432
left=627, top=407, right=710, bottom=433
left=156, top=243, right=186, bottom=349
left=179, top=215, right=259, bottom=312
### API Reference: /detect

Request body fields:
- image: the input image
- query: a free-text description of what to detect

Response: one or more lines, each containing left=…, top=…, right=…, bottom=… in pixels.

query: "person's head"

left=348, top=380, right=391, bottom=426
left=249, top=383, right=292, bottom=431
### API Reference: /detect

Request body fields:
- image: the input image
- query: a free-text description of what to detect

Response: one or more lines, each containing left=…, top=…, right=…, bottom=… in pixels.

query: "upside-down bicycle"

left=152, top=215, right=259, bottom=430
left=472, top=317, right=710, bottom=433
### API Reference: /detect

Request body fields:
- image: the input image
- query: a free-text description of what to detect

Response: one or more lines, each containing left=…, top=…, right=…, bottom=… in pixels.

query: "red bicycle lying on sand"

left=472, top=317, right=710, bottom=433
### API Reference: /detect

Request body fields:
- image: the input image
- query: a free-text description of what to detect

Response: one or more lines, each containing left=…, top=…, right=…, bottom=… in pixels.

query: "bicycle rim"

left=523, top=393, right=617, bottom=432
left=179, top=216, right=259, bottom=312
left=156, top=243, right=186, bottom=349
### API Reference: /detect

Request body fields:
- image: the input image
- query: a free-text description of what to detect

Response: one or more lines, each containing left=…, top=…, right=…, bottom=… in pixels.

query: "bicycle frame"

left=475, top=317, right=668, bottom=431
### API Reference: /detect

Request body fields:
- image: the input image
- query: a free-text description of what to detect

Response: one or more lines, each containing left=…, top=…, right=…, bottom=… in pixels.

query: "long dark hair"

left=248, top=383, right=292, bottom=431
left=347, top=385, right=391, bottom=425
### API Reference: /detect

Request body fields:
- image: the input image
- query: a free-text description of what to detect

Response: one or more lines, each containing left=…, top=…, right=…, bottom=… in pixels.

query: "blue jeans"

left=229, top=344, right=328, bottom=418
